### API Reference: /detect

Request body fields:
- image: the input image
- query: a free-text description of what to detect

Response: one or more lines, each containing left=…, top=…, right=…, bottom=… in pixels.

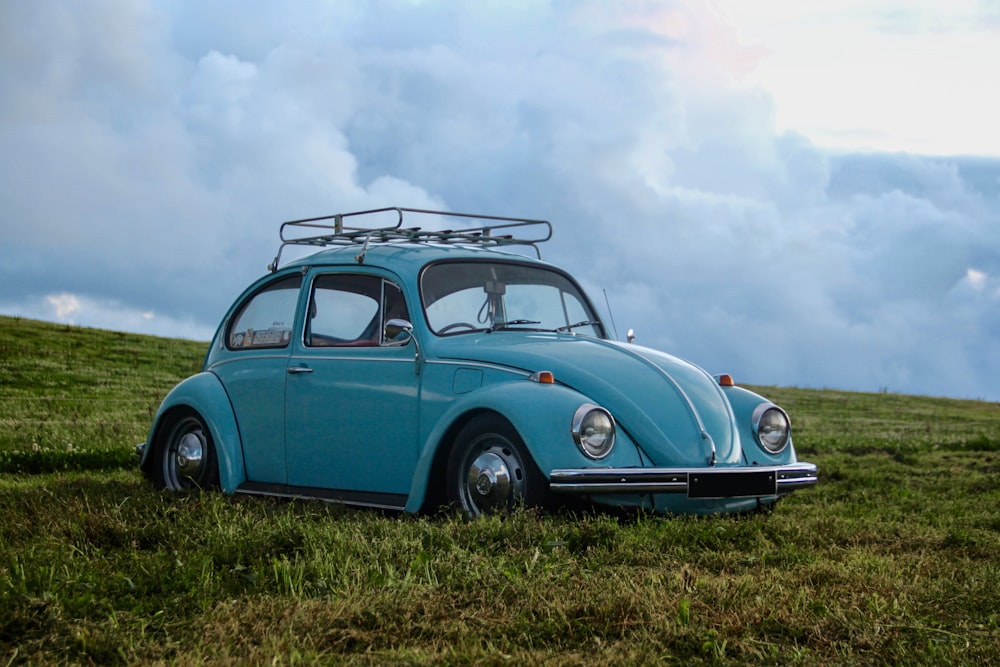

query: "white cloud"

left=46, top=293, right=81, bottom=320
left=966, top=268, right=987, bottom=291
left=712, top=0, right=1000, bottom=156
left=1, top=0, right=999, bottom=401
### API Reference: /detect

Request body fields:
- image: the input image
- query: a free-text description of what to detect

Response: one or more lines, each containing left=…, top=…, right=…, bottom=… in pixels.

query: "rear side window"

left=228, top=275, right=302, bottom=349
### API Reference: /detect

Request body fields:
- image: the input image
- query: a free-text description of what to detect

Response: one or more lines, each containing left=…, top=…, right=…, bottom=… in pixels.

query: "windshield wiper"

left=491, top=319, right=542, bottom=331
left=554, top=320, right=599, bottom=333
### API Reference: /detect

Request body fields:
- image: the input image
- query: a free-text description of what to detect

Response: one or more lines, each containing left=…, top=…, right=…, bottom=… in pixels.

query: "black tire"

left=446, top=413, right=546, bottom=518
left=152, top=409, right=219, bottom=491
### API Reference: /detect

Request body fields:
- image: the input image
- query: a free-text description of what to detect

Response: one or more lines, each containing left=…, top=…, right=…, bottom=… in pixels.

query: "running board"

left=235, top=481, right=407, bottom=511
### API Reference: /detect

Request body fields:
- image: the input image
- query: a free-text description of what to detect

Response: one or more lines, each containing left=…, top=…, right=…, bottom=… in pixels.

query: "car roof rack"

left=268, top=207, right=552, bottom=271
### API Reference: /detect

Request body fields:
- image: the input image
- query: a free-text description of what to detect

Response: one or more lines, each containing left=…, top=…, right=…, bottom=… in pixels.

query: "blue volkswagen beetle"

left=139, top=207, right=816, bottom=516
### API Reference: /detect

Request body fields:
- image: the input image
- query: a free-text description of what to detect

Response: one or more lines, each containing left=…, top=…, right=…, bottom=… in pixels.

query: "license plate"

left=688, top=470, right=777, bottom=499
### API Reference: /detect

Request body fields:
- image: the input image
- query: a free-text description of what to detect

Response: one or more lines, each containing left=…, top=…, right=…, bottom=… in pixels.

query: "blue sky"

left=2, top=0, right=999, bottom=401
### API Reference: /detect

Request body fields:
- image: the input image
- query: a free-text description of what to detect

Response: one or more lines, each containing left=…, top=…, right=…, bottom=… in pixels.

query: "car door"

left=212, top=273, right=302, bottom=485
left=284, top=271, right=420, bottom=502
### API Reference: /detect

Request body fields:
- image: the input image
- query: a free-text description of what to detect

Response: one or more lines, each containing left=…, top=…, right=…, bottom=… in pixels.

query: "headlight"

left=571, top=404, right=615, bottom=459
left=752, top=404, right=790, bottom=454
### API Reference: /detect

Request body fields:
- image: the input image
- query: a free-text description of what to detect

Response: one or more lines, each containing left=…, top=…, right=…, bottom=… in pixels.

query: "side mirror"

left=384, top=318, right=413, bottom=343
left=626, top=328, right=635, bottom=344
left=385, top=318, right=423, bottom=375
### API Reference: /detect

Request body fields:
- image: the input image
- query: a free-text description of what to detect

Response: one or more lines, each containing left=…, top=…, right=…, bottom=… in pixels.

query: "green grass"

left=1, top=315, right=999, bottom=665
left=0, top=316, right=203, bottom=473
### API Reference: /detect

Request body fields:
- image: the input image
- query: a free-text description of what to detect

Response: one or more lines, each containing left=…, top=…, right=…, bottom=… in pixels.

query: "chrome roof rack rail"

left=268, top=207, right=552, bottom=272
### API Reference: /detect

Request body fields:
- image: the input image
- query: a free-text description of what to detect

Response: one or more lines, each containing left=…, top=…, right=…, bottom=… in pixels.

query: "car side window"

left=228, top=275, right=302, bottom=349
left=307, top=275, right=410, bottom=347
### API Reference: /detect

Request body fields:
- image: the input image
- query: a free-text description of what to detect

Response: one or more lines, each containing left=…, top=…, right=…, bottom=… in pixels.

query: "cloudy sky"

left=2, top=0, right=999, bottom=401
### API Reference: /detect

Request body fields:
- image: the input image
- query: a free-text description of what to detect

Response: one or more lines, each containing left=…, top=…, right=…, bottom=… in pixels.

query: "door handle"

left=287, top=366, right=314, bottom=375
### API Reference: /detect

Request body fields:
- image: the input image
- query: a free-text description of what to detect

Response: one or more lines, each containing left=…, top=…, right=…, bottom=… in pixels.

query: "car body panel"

left=284, top=346, right=420, bottom=494
left=211, top=355, right=289, bottom=484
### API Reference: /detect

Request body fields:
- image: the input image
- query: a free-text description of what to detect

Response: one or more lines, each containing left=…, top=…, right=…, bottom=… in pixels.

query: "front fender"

left=722, top=385, right=798, bottom=465
left=142, top=372, right=246, bottom=493
left=404, top=379, right=646, bottom=512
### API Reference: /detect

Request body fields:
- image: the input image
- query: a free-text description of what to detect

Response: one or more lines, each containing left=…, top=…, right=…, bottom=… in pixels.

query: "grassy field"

left=1, top=314, right=998, bottom=665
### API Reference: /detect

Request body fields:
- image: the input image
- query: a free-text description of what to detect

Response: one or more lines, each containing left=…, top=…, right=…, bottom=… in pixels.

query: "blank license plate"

left=688, top=470, right=777, bottom=499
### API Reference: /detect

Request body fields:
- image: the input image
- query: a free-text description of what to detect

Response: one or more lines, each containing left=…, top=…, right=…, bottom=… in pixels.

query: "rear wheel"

left=152, top=410, right=219, bottom=490
left=447, top=414, right=546, bottom=517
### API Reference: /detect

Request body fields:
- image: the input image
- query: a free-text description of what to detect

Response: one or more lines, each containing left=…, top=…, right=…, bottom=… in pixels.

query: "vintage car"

left=139, top=207, right=816, bottom=516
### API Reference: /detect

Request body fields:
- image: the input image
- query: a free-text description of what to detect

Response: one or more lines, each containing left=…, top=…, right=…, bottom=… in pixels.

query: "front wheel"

left=446, top=414, right=546, bottom=518
left=152, top=410, right=219, bottom=490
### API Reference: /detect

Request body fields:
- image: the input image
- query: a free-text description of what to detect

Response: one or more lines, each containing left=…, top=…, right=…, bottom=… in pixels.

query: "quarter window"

left=228, top=275, right=301, bottom=349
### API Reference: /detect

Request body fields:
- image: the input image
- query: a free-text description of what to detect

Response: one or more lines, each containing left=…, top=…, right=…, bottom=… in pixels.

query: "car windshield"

left=421, top=261, right=604, bottom=338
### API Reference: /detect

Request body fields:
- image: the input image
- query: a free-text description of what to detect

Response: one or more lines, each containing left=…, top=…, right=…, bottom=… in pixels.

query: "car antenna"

left=603, top=288, right=620, bottom=341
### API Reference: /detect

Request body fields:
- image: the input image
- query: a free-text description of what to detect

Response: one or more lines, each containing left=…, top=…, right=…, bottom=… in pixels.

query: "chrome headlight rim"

left=571, top=403, right=616, bottom=460
left=751, top=403, right=791, bottom=454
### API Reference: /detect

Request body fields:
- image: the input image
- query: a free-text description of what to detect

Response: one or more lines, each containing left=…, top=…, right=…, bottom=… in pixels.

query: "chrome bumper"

left=549, top=462, right=817, bottom=498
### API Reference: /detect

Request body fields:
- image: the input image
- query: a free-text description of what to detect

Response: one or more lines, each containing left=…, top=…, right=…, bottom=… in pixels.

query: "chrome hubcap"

left=470, top=452, right=509, bottom=501
left=175, top=432, right=204, bottom=477
left=462, top=445, right=524, bottom=514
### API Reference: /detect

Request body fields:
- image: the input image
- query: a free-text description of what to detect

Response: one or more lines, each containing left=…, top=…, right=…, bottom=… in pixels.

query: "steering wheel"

left=438, top=322, right=477, bottom=334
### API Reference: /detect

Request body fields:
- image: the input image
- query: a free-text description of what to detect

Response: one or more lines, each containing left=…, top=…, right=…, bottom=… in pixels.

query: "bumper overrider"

left=549, top=462, right=817, bottom=499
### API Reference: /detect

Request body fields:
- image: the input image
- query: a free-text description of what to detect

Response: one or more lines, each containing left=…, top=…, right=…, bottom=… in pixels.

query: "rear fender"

left=142, top=372, right=246, bottom=492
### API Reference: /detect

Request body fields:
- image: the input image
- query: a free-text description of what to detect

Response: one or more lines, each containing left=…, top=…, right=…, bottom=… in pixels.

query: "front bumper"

left=549, top=462, right=817, bottom=498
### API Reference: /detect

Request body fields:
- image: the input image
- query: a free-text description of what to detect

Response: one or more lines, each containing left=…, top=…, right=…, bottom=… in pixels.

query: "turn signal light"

left=529, top=370, right=555, bottom=384
left=717, top=373, right=735, bottom=387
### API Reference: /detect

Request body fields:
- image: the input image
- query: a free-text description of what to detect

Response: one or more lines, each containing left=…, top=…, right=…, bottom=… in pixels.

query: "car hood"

left=433, top=333, right=741, bottom=466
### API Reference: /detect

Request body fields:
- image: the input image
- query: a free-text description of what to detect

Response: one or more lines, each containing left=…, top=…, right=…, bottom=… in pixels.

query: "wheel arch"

left=141, top=372, right=247, bottom=493
left=416, top=407, right=499, bottom=513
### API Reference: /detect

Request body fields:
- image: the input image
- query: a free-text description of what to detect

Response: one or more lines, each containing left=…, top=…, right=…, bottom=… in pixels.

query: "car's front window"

left=421, top=261, right=604, bottom=337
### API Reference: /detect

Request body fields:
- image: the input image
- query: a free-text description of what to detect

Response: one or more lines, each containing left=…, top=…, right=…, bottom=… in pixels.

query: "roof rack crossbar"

left=269, top=207, right=552, bottom=271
